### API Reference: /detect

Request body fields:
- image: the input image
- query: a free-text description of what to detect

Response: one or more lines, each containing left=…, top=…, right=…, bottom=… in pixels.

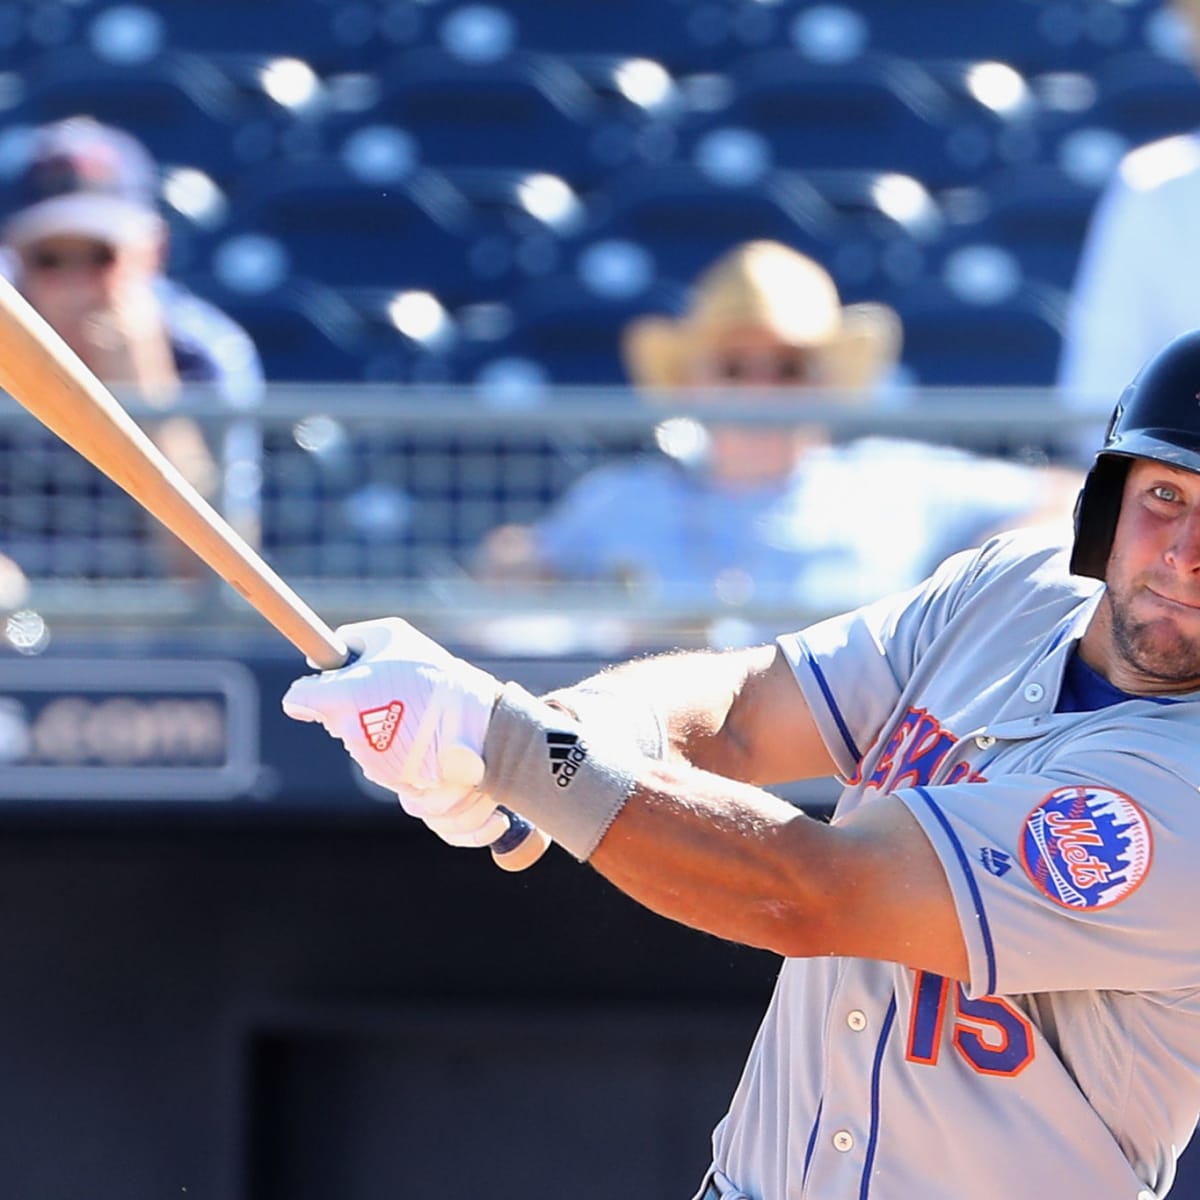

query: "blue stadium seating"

left=20, top=48, right=252, bottom=179
left=454, top=274, right=688, bottom=386
left=844, top=0, right=1137, bottom=71
left=327, top=48, right=608, bottom=183
left=769, top=167, right=945, bottom=294
left=500, top=0, right=694, bottom=67
left=222, top=162, right=479, bottom=296
left=132, top=0, right=327, bottom=59
left=695, top=50, right=980, bottom=185
left=183, top=278, right=391, bottom=382
left=1090, top=49, right=1200, bottom=145
left=917, top=57, right=1045, bottom=176
left=0, top=0, right=1183, bottom=388
left=568, top=162, right=841, bottom=291
left=943, top=164, right=1102, bottom=290
left=889, top=277, right=1069, bottom=386
left=421, top=165, right=586, bottom=294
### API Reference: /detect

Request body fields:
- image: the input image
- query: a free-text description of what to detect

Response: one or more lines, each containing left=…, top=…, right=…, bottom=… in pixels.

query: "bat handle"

left=438, top=745, right=552, bottom=872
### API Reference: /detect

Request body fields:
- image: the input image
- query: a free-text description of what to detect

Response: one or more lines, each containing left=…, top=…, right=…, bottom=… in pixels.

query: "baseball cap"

left=2, top=116, right=164, bottom=250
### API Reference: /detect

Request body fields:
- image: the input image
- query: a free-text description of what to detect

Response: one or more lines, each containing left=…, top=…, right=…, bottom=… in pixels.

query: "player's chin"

left=1123, top=618, right=1200, bottom=683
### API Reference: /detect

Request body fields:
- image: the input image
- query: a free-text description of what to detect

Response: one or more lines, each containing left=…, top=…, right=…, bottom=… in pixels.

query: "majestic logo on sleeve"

left=1019, top=786, right=1152, bottom=909
left=979, top=847, right=1013, bottom=877
left=358, top=701, right=405, bottom=752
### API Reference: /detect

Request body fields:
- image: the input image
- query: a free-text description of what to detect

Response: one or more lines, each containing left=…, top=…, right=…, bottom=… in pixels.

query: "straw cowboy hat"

left=622, top=240, right=902, bottom=393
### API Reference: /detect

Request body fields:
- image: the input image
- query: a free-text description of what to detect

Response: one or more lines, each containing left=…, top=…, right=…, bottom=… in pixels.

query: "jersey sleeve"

left=778, top=533, right=1082, bottom=780
left=894, top=721, right=1200, bottom=997
left=776, top=542, right=989, bottom=779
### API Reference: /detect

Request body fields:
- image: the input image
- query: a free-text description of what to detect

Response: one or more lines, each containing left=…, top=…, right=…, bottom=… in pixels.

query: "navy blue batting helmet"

left=1071, top=329, right=1200, bottom=579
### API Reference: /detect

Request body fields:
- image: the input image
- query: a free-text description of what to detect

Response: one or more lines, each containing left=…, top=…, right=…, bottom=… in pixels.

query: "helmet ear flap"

left=1070, top=456, right=1130, bottom=580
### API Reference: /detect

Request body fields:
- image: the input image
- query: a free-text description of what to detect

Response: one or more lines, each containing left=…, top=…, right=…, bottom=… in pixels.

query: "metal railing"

left=0, top=382, right=1102, bottom=654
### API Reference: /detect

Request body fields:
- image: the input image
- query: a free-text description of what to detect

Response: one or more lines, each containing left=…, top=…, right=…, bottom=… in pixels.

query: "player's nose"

left=1165, top=509, right=1200, bottom=574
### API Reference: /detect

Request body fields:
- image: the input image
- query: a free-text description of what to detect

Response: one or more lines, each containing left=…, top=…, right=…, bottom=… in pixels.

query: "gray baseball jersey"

left=701, top=530, right=1200, bottom=1200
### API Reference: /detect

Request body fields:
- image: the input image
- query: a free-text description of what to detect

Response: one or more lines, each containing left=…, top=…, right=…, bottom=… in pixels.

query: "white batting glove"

left=281, top=617, right=501, bottom=795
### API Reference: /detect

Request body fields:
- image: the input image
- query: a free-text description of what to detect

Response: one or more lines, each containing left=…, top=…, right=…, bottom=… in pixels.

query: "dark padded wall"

left=0, top=804, right=776, bottom=1200
left=2, top=636, right=1199, bottom=1200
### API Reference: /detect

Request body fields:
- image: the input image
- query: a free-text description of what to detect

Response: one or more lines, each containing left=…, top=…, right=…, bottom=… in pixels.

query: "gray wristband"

left=483, top=682, right=639, bottom=861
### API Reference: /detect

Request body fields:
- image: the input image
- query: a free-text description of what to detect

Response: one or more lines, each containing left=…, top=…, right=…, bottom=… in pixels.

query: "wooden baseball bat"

left=0, top=273, right=549, bottom=871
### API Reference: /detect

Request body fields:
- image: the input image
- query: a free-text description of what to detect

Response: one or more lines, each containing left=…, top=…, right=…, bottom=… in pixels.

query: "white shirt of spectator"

left=1059, top=133, right=1200, bottom=453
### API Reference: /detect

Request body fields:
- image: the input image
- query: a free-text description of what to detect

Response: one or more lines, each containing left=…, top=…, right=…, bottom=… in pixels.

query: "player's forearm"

left=547, top=646, right=769, bottom=777
left=549, top=643, right=835, bottom=786
left=484, top=681, right=963, bottom=973
left=590, top=760, right=830, bottom=955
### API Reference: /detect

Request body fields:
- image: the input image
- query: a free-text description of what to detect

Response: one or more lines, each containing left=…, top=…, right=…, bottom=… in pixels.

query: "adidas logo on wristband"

left=546, top=729, right=587, bottom=787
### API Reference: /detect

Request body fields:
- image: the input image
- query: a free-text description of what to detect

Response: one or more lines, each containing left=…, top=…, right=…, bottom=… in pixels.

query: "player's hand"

left=396, top=778, right=511, bottom=849
left=281, top=617, right=501, bottom=793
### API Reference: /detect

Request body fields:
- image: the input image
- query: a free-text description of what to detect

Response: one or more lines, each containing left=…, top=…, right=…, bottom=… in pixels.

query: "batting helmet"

left=1071, top=329, right=1200, bottom=579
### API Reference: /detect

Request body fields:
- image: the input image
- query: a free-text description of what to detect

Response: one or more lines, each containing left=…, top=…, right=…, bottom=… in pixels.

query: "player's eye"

left=1151, top=485, right=1181, bottom=503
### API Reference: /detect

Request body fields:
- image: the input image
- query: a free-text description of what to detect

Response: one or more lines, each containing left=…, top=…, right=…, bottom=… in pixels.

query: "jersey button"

left=975, top=734, right=996, bottom=750
left=846, top=1010, right=867, bottom=1031
left=832, top=1130, right=855, bottom=1153
left=1023, top=683, right=1045, bottom=702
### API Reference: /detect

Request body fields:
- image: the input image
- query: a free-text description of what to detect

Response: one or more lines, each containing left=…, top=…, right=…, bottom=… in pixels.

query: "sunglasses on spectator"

left=709, top=348, right=825, bottom=383
left=23, top=243, right=117, bottom=272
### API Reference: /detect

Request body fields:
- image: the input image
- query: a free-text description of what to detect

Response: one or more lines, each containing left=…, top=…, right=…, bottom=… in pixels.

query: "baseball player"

left=282, top=330, right=1200, bottom=1200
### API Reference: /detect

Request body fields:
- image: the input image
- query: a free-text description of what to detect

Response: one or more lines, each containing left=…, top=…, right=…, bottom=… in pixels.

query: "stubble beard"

left=1107, top=585, right=1200, bottom=686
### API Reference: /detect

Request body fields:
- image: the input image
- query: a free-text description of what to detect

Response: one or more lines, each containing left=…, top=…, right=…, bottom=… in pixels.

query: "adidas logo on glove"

left=546, top=729, right=587, bottom=787
left=359, top=701, right=405, bottom=751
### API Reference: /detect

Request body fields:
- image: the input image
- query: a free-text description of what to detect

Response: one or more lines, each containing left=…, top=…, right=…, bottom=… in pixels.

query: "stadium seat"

left=840, top=0, right=1028, bottom=65
left=428, top=165, right=586, bottom=291
left=769, top=167, right=944, bottom=293
left=946, top=164, right=1100, bottom=290
left=574, top=162, right=841, bottom=290
left=458, top=274, right=687, bottom=386
left=1091, top=50, right=1200, bottom=146
left=500, top=0, right=693, bottom=67
left=19, top=48, right=251, bottom=179
left=916, top=57, right=1046, bottom=178
left=182, top=278, right=388, bottom=382
left=336, top=285, right=466, bottom=384
left=222, top=162, right=479, bottom=297
left=330, top=48, right=607, bottom=183
left=550, top=51, right=691, bottom=174
left=890, top=277, right=1068, bottom=387
left=192, top=51, right=333, bottom=165
left=139, top=0, right=323, bottom=58
left=702, top=50, right=973, bottom=185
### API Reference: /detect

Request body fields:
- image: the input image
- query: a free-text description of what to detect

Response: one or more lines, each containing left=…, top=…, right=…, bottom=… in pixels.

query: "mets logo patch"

left=358, top=701, right=405, bottom=752
left=1019, top=785, right=1152, bottom=910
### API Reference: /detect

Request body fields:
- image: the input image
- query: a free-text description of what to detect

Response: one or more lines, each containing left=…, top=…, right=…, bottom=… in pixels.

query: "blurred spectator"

left=0, top=553, right=26, bottom=611
left=1058, top=0, right=1200, bottom=458
left=0, top=116, right=264, bottom=577
left=476, top=240, right=1079, bottom=612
